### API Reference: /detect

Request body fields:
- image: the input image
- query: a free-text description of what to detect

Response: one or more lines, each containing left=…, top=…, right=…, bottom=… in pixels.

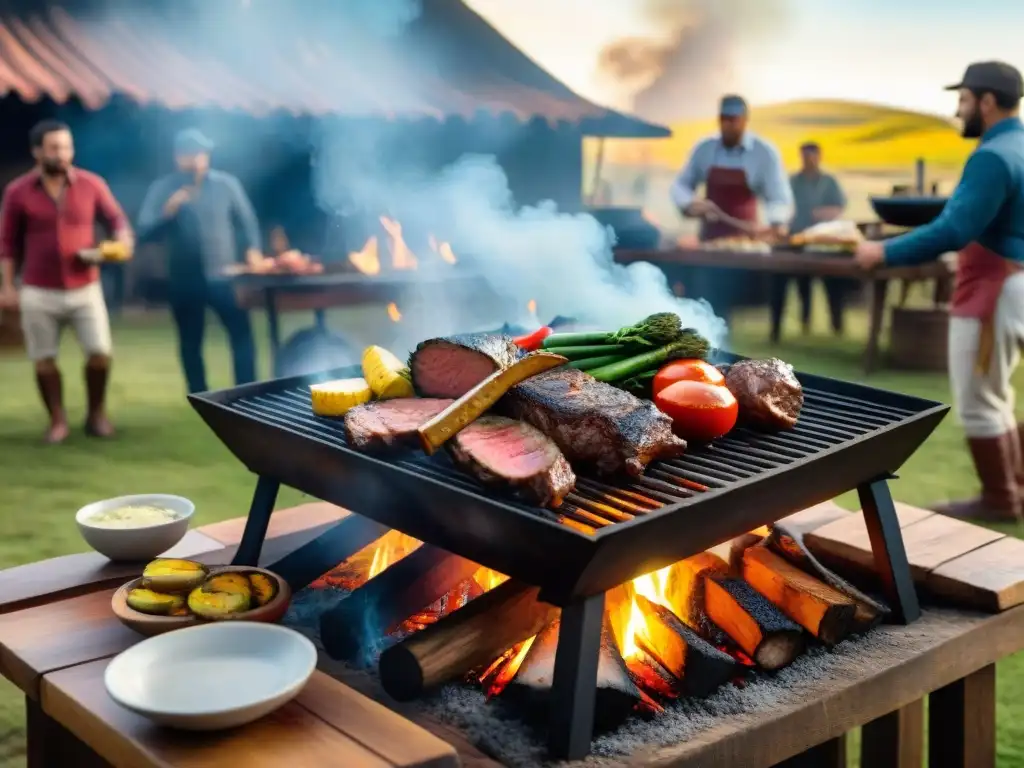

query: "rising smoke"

left=309, top=1, right=728, bottom=351
left=598, top=0, right=791, bottom=122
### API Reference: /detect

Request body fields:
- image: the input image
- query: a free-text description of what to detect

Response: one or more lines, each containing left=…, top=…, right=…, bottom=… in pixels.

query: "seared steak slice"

left=725, top=358, right=803, bottom=431
left=500, top=368, right=687, bottom=476
left=411, top=334, right=521, bottom=398
left=448, top=416, right=576, bottom=507
left=343, top=398, right=454, bottom=452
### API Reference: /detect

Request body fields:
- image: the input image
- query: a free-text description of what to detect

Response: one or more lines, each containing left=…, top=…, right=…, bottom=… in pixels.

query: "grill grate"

left=230, top=383, right=920, bottom=534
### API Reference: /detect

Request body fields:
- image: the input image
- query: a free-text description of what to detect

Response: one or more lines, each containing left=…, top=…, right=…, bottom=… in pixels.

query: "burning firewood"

left=504, top=617, right=642, bottom=731
left=741, top=546, right=857, bottom=646
left=661, top=552, right=729, bottom=633
left=632, top=594, right=737, bottom=697
left=704, top=576, right=804, bottom=670
left=378, top=579, right=559, bottom=702
left=320, top=544, right=481, bottom=661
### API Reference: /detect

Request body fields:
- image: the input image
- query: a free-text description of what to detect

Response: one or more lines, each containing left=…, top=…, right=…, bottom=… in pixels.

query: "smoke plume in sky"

left=598, top=0, right=792, bottom=122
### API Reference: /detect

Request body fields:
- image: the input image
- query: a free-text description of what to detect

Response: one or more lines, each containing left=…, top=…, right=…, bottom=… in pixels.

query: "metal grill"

left=228, top=381, right=919, bottom=532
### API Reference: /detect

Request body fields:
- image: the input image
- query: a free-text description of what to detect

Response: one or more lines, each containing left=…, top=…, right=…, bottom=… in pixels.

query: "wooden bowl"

left=112, top=566, right=292, bottom=637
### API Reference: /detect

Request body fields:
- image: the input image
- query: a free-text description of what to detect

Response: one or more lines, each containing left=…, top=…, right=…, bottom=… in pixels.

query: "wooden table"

left=0, top=501, right=1015, bottom=767
left=615, top=248, right=955, bottom=374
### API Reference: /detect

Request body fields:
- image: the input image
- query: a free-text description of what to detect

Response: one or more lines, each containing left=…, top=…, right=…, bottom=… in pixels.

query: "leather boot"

left=932, top=433, right=1021, bottom=522
left=35, top=369, right=69, bottom=444
left=84, top=363, right=115, bottom=438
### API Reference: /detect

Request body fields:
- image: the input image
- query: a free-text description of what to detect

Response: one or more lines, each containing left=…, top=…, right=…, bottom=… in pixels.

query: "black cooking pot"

left=869, top=196, right=948, bottom=228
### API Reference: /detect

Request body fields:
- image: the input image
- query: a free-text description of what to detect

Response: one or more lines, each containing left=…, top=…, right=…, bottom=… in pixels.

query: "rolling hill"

left=600, top=99, right=973, bottom=173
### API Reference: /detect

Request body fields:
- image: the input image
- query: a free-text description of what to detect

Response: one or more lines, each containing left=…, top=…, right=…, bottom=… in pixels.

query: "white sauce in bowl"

left=87, top=504, right=179, bottom=528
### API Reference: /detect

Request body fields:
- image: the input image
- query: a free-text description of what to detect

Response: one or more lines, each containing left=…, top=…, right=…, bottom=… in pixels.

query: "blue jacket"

left=137, top=170, right=261, bottom=289
left=885, top=117, right=1024, bottom=265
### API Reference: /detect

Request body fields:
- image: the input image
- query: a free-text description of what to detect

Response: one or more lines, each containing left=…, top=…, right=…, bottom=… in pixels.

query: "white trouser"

left=949, top=272, right=1024, bottom=438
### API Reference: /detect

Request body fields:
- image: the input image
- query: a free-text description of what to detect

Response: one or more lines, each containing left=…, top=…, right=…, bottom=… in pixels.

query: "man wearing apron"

left=855, top=61, right=1024, bottom=522
left=670, top=95, right=793, bottom=317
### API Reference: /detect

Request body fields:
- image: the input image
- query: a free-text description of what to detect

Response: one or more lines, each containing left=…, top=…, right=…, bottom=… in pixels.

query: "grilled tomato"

left=654, top=380, right=738, bottom=442
left=652, top=359, right=726, bottom=396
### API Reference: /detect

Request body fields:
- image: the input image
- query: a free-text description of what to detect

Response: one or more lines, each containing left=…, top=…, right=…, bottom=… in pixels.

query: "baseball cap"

left=174, top=128, right=215, bottom=155
left=945, top=61, right=1023, bottom=99
left=719, top=95, right=748, bottom=117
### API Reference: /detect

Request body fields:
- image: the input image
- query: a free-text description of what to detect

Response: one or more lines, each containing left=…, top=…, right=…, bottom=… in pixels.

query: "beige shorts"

left=20, top=282, right=112, bottom=362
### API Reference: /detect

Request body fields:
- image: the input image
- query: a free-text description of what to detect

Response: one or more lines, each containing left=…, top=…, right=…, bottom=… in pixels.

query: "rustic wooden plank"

left=804, top=504, right=935, bottom=574
left=299, top=670, right=460, bottom=767
left=25, top=697, right=109, bottom=768
left=926, top=536, right=1024, bottom=612
left=928, top=664, right=996, bottom=768
left=895, top=515, right=1004, bottom=581
left=197, top=501, right=348, bottom=545
left=0, top=588, right=138, bottom=699
left=772, top=736, right=846, bottom=767
left=0, top=502, right=350, bottom=617
left=0, top=530, right=223, bottom=615
left=41, top=661, right=393, bottom=768
left=775, top=501, right=849, bottom=537
left=629, top=606, right=1023, bottom=768
left=860, top=699, right=924, bottom=768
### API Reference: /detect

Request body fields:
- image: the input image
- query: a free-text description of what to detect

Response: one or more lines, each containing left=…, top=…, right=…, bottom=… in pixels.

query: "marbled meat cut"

left=500, top=367, right=687, bottom=476
left=410, top=334, right=521, bottom=398
left=343, top=398, right=454, bottom=451
left=724, top=358, right=803, bottom=430
left=448, top=415, right=576, bottom=507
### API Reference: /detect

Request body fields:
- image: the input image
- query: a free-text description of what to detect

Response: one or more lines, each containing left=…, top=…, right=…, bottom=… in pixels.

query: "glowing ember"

left=527, top=299, right=537, bottom=316
left=312, top=529, right=422, bottom=591
left=387, top=302, right=402, bottom=323
left=483, top=635, right=536, bottom=698
left=381, top=216, right=418, bottom=271
left=348, top=236, right=380, bottom=276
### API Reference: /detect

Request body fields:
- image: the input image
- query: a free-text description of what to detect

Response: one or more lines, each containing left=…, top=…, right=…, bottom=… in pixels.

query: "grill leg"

left=231, top=476, right=281, bottom=566
left=857, top=478, right=920, bottom=624
left=548, top=591, right=605, bottom=761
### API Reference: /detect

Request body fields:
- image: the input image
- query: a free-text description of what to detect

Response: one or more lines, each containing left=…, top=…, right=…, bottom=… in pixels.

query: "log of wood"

left=504, top=616, right=642, bottom=731
left=633, top=594, right=737, bottom=697
left=379, top=579, right=559, bottom=701
left=704, top=576, right=804, bottom=670
left=742, top=545, right=857, bottom=647
left=769, top=522, right=887, bottom=633
left=661, top=552, right=729, bottom=634
left=320, top=544, right=481, bottom=661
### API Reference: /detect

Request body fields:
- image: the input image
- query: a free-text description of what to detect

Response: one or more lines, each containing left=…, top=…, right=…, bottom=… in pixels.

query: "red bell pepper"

left=512, top=326, right=553, bottom=352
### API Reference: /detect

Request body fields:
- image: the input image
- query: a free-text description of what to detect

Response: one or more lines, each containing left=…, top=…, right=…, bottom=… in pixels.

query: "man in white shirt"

left=669, top=95, right=793, bottom=316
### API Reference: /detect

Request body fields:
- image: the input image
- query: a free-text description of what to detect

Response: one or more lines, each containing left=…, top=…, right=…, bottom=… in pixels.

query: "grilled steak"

left=448, top=416, right=576, bottom=507
left=344, top=398, right=454, bottom=452
left=500, top=368, right=687, bottom=476
left=725, top=358, right=803, bottom=430
left=411, top=334, right=521, bottom=398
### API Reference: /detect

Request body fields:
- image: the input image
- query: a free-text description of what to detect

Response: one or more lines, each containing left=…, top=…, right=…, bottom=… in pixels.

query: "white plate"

left=104, top=622, right=316, bottom=730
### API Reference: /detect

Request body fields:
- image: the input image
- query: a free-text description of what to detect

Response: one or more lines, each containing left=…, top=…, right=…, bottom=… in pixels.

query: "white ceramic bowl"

left=76, top=494, right=194, bottom=562
left=104, top=622, right=317, bottom=730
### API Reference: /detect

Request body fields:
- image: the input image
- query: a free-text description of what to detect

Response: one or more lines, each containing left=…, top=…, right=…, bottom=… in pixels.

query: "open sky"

left=465, top=0, right=1024, bottom=117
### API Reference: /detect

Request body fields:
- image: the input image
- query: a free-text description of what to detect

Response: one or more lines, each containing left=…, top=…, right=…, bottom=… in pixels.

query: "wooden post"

left=928, top=665, right=996, bottom=768
left=861, top=699, right=924, bottom=768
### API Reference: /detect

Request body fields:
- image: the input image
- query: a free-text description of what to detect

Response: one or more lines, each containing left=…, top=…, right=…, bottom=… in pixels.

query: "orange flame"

left=428, top=234, right=458, bottom=265
left=348, top=236, right=380, bottom=276
left=387, top=302, right=402, bottom=323
left=381, top=216, right=418, bottom=271
left=527, top=299, right=537, bottom=315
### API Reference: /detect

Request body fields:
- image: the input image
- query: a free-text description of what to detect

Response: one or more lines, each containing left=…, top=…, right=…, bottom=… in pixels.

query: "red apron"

left=952, top=242, right=1023, bottom=372
left=701, top=166, right=758, bottom=241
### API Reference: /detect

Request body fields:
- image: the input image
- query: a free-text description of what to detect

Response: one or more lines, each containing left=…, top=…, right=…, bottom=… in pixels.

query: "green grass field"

left=0, top=293, right=1022, bottom=766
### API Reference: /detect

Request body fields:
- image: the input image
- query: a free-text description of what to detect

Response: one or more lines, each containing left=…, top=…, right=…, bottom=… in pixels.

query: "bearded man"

left=0, top=120, right=133, bottom=443
left=855, top=61, right=1024, bottom=522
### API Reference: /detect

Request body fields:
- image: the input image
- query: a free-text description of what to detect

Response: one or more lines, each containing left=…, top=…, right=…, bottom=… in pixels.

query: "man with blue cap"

left=671, top=95, right=793, bottom=316
left=137, top=128, right=263, bottom=393
left=855, top=61, right=1024, bottom=522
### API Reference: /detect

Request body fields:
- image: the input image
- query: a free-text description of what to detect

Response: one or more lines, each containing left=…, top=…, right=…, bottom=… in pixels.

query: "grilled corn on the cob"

left=362, top=346, right=414, bottom=399
left=310, top=378, right=372, bottom=416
